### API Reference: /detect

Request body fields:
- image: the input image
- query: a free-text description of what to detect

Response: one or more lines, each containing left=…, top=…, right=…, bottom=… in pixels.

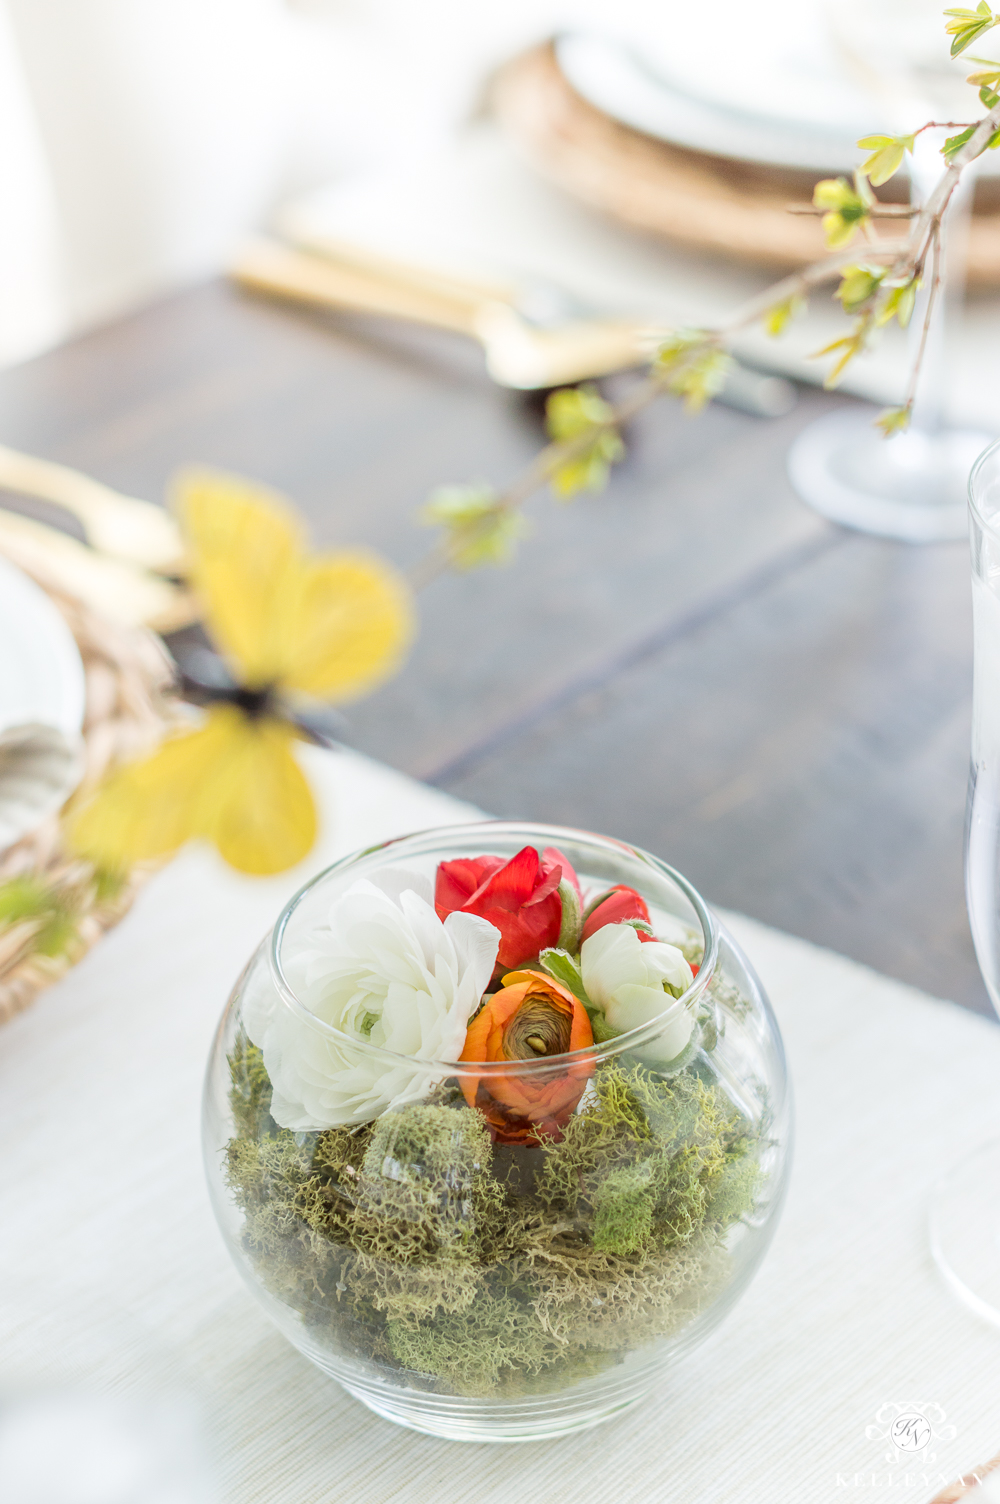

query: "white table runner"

left=2, top=746, right=999, bottom=1503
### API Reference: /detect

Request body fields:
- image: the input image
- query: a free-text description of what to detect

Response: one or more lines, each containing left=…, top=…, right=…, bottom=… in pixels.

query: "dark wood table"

left=0, top=280, right=987, bottom=1014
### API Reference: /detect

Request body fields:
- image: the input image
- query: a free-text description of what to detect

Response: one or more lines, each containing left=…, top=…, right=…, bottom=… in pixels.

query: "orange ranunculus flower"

left=459, top=970, right=594, bottom=1145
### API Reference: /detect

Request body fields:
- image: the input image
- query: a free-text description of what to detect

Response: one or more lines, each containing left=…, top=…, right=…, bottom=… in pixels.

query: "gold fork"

left=229, top=236, right=654, bottom=390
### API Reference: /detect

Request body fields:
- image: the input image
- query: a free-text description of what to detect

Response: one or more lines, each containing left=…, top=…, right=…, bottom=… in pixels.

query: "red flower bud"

left=580, top=885, right=656, bottom=944
left=435, top=845, right=579, bottom=971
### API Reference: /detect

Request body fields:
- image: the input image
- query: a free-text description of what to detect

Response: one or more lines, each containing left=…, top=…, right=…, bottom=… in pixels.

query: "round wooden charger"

left=493, top=43, right=1000, bottom=287
left=0, top=558, right=176, bottom=1024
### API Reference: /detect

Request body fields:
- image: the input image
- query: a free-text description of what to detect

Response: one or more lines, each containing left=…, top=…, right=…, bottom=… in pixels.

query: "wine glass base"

left=929, top=1136, right=1000, bottom=1327
left=787, top=408, right=991, bottom=542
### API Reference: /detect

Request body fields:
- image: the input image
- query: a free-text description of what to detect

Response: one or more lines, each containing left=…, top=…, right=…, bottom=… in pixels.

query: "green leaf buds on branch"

left=857, top=133, right=915, bottom=186
left=967, top=58, right=1000, bottom=106
left=834, top=264, right=885, bottom=313
left=763, top=293, right=807, bottom=336
left=945, top=3, right=1000, bottom=57
left=406, top=11, right=1000, bottom=583
left=544, top=385, right=625, bottom=499
left=815, top=267, right=918, bottom=388
left=874, top=405, right=912, bottom=437
left=876, top=278, right=919, bottom=328
left=812, top=174, right=874, bottom=248
left=943, top=118, right=1000, bottom=156
left=653, top=331, right=733, bottom=412
left=812, top=318, right=874, bottom=389
left=833, top=265, right=918, bottom=326
left=419, top=484, right=530, bottom=570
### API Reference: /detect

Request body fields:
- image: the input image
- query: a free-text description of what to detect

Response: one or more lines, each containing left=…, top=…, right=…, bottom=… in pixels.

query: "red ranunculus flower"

left=435, top=845, right=579, bottom=971
left=580, top=884, right=656, bottom=944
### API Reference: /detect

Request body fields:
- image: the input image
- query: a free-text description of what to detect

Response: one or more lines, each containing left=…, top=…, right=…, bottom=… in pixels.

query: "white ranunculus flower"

left=242, top=873, right=500, bottom=1130
left=580, top=923, right=696, bottom=1065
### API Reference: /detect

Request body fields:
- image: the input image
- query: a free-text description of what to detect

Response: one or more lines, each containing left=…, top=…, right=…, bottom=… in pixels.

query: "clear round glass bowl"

left=202, top=822, right=792, bottom=1442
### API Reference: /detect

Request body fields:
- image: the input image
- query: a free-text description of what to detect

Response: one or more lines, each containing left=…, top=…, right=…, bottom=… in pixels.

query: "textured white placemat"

left=2, top=745, right=999, bottom=1503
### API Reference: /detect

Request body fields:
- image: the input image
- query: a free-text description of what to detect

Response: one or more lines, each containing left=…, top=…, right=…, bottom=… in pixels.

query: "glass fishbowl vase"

left=202, top=822, right=792, bottom=1441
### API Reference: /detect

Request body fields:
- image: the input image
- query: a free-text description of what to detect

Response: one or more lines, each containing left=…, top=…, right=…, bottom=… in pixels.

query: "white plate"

left=555, top=4, right=998, bottom=177
left=556, top=31, right=864, bottom=173
left=0, top=555, right=86, bottom=849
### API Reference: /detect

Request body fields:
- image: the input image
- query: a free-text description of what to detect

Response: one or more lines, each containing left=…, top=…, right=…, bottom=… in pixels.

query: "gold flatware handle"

left=230, top=237, right=650, bottom=388
left=230, top=237, right=483, bottom=338
left=277, top=226, right=519, bottom=311
left=0, top=443, right=184, bottom=574
left=0, top=509, right=196, bottom=632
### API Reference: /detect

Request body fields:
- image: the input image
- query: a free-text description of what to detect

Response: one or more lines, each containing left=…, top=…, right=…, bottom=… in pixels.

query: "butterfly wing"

left=70, top=706, right=316, bottom=876
left=202, top=710, right=317, bottom=875
left=69, top=717, right=222, bottom=867
left=175, top=471, right=414, bottom=702
left=280, top=551, right=414, bottom=701
left=174, top=471, right=304, bottom=688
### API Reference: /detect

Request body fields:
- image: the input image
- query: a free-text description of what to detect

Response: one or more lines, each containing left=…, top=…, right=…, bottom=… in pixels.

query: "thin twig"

left=716, top=241, right=909, bottom=340
left=787, top=204, right=917, bottom=218
left=914, top=120, right=977, bottom=133
left=406, top=375, right=665, bottom=589
left=406, top=100, right=1000, bottom=594
left=405, top=246, right=911, bottom=593
left=901, top=223, right=943, bottom=416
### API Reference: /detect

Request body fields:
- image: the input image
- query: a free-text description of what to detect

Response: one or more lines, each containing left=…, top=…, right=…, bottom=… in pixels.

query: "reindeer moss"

left=224, top=1037, right=763, bottom=1399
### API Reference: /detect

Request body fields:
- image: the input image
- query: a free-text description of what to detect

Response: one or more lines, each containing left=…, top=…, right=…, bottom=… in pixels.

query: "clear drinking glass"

left=202, top=821, right=792, bottom=1441
left=789, top=1, right=991, bottom=540
left=930, top=440, right=1000, bottom=1321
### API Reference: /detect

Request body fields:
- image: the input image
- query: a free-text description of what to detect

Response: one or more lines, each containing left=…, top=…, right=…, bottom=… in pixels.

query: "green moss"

left=228, top=1035, right=277, bottom=1139
left=592, top=1161, right=655, bottom=1255
left=223, top=1039, right=765, bottom=1399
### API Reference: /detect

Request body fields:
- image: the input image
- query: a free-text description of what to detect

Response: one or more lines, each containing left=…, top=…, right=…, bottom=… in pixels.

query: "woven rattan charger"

left=494, top=42, right=1000, bottom=287
left=0, top=551, right=179, bottom=1025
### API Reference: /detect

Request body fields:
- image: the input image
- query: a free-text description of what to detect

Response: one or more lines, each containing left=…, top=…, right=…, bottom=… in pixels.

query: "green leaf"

left=944, top=4, right=999, bottom=57
left=875, top=278, right=919, bottom=328
left=874, top=405, right=911, bottom=437
left=419, top=483, right=530, bottom=569
left=943, top=121, right=1000, bottom=158
left=537, top=947, right=592, bottom=1006
left=834, top=264, right=884, bottom=313
left=654, top=332, right=732, bottom=412
left=763, top=293, right=806, bottom=337
left=943, top=124, right=977, bottom=157
left=810, top=316, right=872, bottom=388
left=857, top=134, right=913, bottom=186
left=590, top=1011, right=623, bottom=1044
left=969, top=62, right=1000, bottom=104
left=545, top=385, right=625, bottom=499
left=556, top=880, right=583, bottom=954
left=813, top=176, right=870, bottom=248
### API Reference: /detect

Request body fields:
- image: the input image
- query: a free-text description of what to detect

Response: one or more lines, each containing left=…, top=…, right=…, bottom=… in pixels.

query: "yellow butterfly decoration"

left=70, top=471, right=414, bottom=876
